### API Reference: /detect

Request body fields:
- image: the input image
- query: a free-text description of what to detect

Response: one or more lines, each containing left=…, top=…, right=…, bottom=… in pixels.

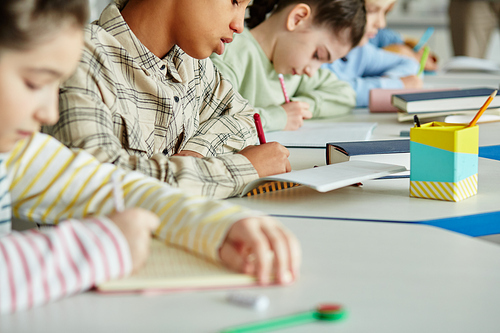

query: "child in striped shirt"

left=0, top=0, right=300, bottom=315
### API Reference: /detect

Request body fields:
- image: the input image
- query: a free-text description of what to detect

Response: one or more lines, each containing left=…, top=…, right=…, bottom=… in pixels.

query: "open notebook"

left=240, top=160, right=407, bottom=197
left=96, top=239, right=258, bottom=292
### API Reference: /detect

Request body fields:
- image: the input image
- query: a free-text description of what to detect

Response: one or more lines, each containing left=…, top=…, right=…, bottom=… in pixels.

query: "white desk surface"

left=3, top=216, right=500, bottom=333
left=228, top=108, right=500, bottom=232
left=230, top=158, right=499, bottom=223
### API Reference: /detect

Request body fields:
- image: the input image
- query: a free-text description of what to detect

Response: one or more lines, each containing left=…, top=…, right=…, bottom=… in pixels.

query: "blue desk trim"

left=272, top=210, right=500, bottom=237
left=479, top=145, right=500, bottom=161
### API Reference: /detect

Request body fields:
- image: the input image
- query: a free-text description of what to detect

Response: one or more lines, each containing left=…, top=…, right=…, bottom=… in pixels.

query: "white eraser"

left=226, top=292, right=270, bottom=311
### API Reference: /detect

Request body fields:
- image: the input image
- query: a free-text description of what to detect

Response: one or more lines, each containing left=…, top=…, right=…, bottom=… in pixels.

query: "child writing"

left=0, top=0, right=300, bottom=315
left=210, top=0, right=366, bottom=132
left=322, top=0, right=423, bottom=107
left=42, top=0, right=291, bottom=200
left=371, top=28, right=438, bottom=72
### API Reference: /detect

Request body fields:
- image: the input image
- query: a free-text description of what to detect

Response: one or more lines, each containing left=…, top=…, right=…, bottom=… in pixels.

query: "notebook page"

left=97, top=239, right=256, bottom=291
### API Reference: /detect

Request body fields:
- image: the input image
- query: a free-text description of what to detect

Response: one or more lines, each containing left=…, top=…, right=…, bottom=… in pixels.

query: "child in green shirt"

left=211, top=0, right=366, bottom=132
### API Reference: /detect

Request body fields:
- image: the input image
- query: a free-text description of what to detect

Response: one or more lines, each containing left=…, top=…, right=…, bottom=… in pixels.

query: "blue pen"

left=413, top=27, right=434, bottom=52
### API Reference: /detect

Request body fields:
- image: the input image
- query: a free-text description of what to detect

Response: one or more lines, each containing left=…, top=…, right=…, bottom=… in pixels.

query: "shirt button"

left=174, top=96, right=179, bottom=103
left=160, top=64, right=166, bottom=70
left=162, top=148, right=168, bottom=155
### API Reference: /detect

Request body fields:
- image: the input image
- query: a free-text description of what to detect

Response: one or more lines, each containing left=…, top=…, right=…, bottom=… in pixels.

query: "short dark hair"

left=0, top=0, right=89, bottom=50
left=246, top=0, right=366, bottom=48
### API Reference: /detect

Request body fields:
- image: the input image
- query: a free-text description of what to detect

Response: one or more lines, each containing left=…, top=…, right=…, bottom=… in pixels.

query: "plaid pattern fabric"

left=43, top=2, right=259, bottom=199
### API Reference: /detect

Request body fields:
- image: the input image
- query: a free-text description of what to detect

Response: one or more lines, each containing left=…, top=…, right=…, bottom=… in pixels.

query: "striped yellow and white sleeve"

left=6, top=133, right=260, bottom=262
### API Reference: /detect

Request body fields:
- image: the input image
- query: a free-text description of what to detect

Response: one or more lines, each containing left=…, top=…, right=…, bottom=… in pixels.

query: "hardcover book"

left=391, top=87, right=500, bottom=113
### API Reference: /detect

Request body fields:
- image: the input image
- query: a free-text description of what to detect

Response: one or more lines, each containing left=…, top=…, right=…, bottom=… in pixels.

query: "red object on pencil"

left=278, top=73, right=290, bottom=103
left=468, top=89, right=498, bottom=127
left=253, top=113, right=266, bottom=144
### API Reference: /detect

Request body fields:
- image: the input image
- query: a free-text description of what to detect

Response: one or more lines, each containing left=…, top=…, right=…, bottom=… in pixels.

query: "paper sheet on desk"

left=350, top=152, right=411, bottom=177
left=265, top=122, right=377, bottom=147
left=445, top=114, right=500, bottom=124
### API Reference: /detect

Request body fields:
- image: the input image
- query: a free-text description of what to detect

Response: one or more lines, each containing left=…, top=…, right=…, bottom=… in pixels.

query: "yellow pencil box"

left=409, top=122, right=479, bottom=202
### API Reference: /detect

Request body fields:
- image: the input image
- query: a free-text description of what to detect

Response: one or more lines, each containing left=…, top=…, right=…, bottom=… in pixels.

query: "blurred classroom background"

left=89, top=0, right=500, bottom=65
left=387, top=0, right=500, bottom=63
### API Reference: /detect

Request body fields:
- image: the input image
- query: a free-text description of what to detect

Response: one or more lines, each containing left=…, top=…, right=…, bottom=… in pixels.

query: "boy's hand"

left=173, top=150, right=204, bottom=158
left=401, top=75, right=423, bottom=89
left=219, top=216, right=301, bottom=285
left=282, top=101, right=312, bottom=131
left=238, top=142, right=291, bottom=177
left=108, top=208, right=160, bottom=274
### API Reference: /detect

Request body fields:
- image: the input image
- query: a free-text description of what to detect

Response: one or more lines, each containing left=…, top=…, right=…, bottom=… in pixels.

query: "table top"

left=229, top=112, right=500, bottom=236
left=3, top=216, right=500, bottom=333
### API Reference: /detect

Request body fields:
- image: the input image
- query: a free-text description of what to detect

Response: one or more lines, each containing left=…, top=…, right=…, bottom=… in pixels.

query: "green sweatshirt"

left=211, top=29, right=356, bottom=131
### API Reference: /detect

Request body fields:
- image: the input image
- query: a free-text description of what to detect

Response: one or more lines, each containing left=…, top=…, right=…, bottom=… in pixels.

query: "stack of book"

left=390, top=87, right=500, bottom=122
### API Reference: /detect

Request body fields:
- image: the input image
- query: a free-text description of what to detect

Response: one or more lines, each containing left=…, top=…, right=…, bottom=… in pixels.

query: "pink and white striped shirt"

left=0, top=133, right=258, bottom=315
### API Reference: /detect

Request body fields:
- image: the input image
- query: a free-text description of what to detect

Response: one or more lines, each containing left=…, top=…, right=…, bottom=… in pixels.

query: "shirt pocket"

left=116, top=113, right=150, bottom=155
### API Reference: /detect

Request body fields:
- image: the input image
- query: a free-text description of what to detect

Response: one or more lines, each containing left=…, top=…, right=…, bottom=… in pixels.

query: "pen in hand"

left=417, top=46, right=430, bottom=76
left=278, top=73, right=290, bottom=103
left=253, top=113, right=267, bottom=144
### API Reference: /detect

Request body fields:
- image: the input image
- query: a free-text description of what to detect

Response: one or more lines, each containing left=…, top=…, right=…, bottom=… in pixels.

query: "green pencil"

left=418, top=46, right=430, bottom=75
left=221, top=304, right=346, bottom=333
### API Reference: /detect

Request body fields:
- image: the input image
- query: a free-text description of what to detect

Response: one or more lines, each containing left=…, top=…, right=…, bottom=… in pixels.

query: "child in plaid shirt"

left=43, top=0, right=292, bottom=199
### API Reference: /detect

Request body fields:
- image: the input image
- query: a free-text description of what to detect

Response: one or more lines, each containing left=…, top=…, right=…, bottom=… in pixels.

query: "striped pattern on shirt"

left=0, top=133, right=259, bottom=315
left=42, top=1, right=259, bottom=199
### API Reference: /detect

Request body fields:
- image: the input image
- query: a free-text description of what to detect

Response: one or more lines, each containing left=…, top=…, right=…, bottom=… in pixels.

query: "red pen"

left=253, top=113, right=266, bottom=144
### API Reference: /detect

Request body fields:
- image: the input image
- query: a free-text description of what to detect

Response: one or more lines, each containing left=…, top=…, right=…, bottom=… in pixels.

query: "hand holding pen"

left=278, top=73, right=312, bottom=130
left=235, top=113, right=291, bottom=177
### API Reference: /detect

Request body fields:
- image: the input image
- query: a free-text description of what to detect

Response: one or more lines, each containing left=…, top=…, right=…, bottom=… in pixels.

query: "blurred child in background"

left=322, top=0, right=423, bottom=107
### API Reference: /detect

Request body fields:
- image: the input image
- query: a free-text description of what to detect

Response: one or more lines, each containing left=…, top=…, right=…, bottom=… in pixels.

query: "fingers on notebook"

left=261, top=223, right=292, bottom=285
left=219, top=217, right=301, bottom=285
left=109, top=208, right=160, bottom=273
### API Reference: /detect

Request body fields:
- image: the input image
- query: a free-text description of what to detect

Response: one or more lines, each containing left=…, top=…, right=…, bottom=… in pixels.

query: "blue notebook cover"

left=394, top=88, right=495, bottom=102
left=327, top=139, right=410, bottom=164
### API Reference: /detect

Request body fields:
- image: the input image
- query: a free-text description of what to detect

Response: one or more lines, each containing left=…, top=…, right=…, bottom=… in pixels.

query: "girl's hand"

left=400, top=75, right=423, bottom=89
left=108, top=208, right=160, bottom=273
left=219, top=216, right=301, bottom=285
left=415, top=48, right=438, bottom=71
left=282, top=101, right=312, bottom=131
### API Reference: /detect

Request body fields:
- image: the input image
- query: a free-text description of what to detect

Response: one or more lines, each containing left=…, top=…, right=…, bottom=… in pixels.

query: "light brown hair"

left=0, top=0, right=89, bottom=50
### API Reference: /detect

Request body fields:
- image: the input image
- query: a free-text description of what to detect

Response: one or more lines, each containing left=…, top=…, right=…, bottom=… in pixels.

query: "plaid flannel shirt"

left=43, top=1, right=259, bottom=199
